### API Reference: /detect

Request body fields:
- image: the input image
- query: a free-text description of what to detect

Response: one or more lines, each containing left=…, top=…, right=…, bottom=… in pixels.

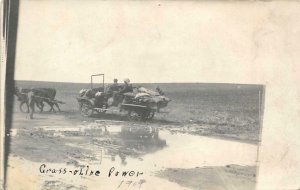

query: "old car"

left=76, top=74, right=171, bottom=121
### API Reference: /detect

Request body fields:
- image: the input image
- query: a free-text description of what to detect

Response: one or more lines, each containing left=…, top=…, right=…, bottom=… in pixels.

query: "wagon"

left=77, top=74, right=158, bottom=121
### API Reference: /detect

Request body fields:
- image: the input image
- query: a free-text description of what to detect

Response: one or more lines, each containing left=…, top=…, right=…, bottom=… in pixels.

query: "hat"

left=114, top=78, right=118, bottom=82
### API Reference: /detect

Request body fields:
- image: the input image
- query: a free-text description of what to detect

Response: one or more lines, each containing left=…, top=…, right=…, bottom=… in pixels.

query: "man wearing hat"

left=120, top=78, right=133, bottom=94
left=107, top=78, right=122, bottom=106
left=109, top=78, right=120, bottom=92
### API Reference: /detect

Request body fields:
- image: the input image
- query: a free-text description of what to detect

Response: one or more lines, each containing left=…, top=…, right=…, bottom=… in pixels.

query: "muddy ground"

left=14, top=81, right=263, bottom=144
left=5, top=110, right=258, bottom=190
left=155, top=165, right=256, bottom=190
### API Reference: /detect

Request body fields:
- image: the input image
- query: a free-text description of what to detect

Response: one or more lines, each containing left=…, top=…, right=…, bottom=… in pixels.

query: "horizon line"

left=14, top=79, right=263, bottom=86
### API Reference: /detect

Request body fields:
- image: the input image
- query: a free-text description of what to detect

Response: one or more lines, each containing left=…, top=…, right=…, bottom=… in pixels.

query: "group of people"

left=105, top=78, right=134, bottom=107
left=105, top=78, right=165, bottom=108
left=107, top=78, right=133, bottom=94
left=107, top=78, right=164, bottom=96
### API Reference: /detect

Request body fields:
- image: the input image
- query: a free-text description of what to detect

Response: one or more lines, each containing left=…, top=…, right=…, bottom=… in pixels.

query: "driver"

left=109, top=78, right=120, bottom=92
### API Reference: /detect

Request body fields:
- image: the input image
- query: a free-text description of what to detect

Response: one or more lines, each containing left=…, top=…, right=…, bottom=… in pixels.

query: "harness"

left=18, top=92, right=62, bottom=104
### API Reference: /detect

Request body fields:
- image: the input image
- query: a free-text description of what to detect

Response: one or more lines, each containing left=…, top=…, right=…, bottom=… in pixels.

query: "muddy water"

left=8, top=122, right=258, bottom=190
left=124, top=130, right=258, bottom=170
left=37, top=123, right=258, bottom=173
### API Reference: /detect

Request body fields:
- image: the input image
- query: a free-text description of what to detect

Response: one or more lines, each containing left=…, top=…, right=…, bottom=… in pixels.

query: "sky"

left=14, top=1, right=299, bottom=84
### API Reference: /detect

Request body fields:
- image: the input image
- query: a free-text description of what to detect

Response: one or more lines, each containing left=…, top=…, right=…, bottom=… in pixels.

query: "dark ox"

left=14, top=87, right=61, bottom=113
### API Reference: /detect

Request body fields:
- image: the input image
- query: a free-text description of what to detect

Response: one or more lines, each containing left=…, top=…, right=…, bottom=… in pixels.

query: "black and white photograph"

left=1, top=1, right=300, bottom=190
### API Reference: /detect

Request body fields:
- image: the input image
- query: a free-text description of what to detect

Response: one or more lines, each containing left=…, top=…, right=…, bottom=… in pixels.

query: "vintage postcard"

left=1, top=1, right=300, bottom=190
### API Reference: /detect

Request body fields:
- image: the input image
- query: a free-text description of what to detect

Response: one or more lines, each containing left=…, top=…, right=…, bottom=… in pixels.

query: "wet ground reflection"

left=9, top=119, right=258, bottom=190
left=94, top=125, right=167, bottom=166
left=10, top=121, right=167, bottom=166
left=10, top=120, right=257, bottom=170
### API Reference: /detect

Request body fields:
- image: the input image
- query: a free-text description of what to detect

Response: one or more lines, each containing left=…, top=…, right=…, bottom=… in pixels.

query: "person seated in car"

left=119, top=78, right=133, bottom=94
left=156, top=86, right=165, bottom=96
left=117, top=78, right=133, bottom=111
left=110, top=78, right=133, bottom=106
left=110, top=79, right=121, bottom=91
left=106, top=79, right=120, bottom=94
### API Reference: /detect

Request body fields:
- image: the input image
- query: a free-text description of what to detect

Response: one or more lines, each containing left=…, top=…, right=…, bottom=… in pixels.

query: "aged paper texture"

left=1, top=1, right=300, bottom=190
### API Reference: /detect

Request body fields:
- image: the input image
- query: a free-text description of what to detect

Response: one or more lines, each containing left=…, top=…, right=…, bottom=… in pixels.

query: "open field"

left=6, top=81, right=263, bottom=190
left=14, top=81, right=264, bottom=143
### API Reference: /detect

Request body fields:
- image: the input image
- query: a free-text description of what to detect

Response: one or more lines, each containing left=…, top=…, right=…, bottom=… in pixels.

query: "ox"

left=14, top=87, right=61, bottom=113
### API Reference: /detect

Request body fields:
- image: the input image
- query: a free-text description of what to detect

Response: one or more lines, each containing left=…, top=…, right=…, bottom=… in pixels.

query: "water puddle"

left=11, top=121, right=258, bottom=170
left=8, top=121, right=258, bottom=190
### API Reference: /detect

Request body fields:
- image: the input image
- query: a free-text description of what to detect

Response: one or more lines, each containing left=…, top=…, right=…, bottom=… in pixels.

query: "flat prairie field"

left=14, top=81, right=264, bottom=144
left=6, top=81, right=263, bottom=190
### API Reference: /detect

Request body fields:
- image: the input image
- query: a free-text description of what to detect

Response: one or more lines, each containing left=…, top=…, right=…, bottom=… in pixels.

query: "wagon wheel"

left=19, top=101, right=29, bottom=113
left=141, top=110, right=155, bottom=121
left=147, top=110, right=155, bottom=120
left=128, top=109, right=154, bottom=122
left=127, top=110, right=142, bottom=121
left=80, top=101, right=94, bottom=117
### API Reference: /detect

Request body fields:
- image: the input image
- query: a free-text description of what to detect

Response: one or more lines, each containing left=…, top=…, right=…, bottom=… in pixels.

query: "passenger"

left=118, top=78, right=133, bottom=111
left=120, top=78, right=133, bottom=94
left=156, top=86, right=165, bottom=96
